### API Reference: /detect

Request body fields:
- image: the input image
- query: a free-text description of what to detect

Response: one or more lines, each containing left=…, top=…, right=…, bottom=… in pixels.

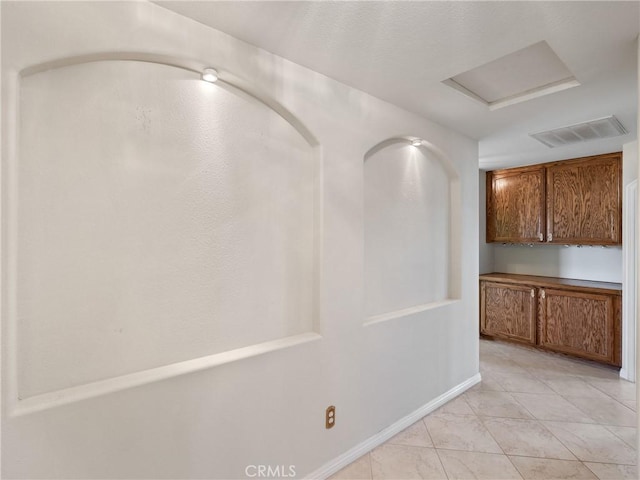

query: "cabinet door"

left=546, top=153, right=621, bottom=244
left=486, top=166, right=545, bottom=243
left=539, top=288, right=618, bottom=365
left=480, top=281, right=536, bottom=344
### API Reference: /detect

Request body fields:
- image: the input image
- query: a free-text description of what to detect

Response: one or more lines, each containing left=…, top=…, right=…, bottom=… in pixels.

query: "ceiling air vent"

left=530, top=115, right=627, bottom=148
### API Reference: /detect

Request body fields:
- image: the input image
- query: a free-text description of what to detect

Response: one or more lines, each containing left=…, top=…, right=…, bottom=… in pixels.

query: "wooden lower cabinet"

left=480, top=273, right=621, bottom=367
left=481, top=282, right=536, bottom=345
left=540, top=288, right=620, bottom=366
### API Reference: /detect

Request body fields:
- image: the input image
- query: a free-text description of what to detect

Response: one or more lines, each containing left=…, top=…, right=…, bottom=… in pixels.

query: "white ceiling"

left=155, top=1, right=639, bottom=169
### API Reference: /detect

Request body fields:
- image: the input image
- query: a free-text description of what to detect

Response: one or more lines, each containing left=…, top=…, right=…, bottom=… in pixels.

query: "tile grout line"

left=419, top=415, right=437, bottom=449
left=601, top=424, right=637, bottom=449
left=578, top=382, right=637, bottom=411
left=532, top=419, right=586, bottom=465
left=499, top=362, right=638, bottom=466
left=429, top=446, right=450, bottom=480
left=442, top=388, right=526, bottom=478
left=478, top=406, right=556, bottom=479
left=582, top=459, right=639, bottom=466
left=475, top=406, right=527, bottom=479
left=420, top=411, right=456, bottom=479
left=474, top=372, right=636, bottom=427
left=505, top=454, right=604, bottom=480
left=559, top=393, right=637, bottom=428
left=507, top=389, right=601, bottom=425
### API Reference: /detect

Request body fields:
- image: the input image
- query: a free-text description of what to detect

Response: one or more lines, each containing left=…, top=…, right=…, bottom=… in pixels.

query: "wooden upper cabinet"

left=486, top=152, right=622, bottom=245
left=486, top=165, right=545, bottom=243
left=546, top=153, right=622, bottom=245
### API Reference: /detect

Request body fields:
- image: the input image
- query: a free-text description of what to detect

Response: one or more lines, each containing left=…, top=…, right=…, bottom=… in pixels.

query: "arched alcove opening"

left=10, top=55, right=321, bottom=410
left=364, top=137, right=461, bottom=323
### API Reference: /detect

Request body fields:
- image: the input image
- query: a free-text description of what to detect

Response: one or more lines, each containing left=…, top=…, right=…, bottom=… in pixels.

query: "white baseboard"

left=305, top=372, right=482, bottom=480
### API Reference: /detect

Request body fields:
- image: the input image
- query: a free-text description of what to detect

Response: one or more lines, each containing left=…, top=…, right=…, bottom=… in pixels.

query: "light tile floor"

left=330, top=339, right=637, bottom=479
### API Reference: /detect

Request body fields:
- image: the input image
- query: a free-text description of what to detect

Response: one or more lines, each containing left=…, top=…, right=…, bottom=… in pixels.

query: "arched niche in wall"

left=8, top=54, right=321, bottom=414
left=364, top=137, right=462, bottom=324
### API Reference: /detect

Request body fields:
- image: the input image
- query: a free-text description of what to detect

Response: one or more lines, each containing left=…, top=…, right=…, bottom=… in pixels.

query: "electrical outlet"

left=325, top=405, right=336, bottom=429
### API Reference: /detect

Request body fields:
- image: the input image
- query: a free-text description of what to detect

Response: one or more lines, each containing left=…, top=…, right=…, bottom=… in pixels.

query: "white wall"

left=622, top=140, right=638, bottom=381
left=492, top=244, right=623, bottom=283
left=365, top=143, right=451, bottom=317
left=479, top=170, right=494, bottom=274
left=18, top=60, right=317, bottom=398
left=624, top=141, right=639, bottom=190
left=1, top=2, right=479, bottom=479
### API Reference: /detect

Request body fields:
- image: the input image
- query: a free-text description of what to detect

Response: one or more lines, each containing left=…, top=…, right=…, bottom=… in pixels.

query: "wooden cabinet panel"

left=480, top=281, right=536, bottom=344
left=539, top=288, right=618, bottom=365
left=546, top=153, right=621, bottom=244
left=486, top=166, right=545, bottom=243
left=479, top=274, right=622, bottom=367
left=486, top=152, right=622, bottom=245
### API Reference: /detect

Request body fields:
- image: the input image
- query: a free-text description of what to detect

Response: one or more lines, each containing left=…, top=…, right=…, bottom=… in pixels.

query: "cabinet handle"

left=531, top=289, right=535, bottom=298
left=541, top=289, right=546, bottom=299
left=547, top=233, right=553, bottom=242
left=611, top=212, right=614, bottom=237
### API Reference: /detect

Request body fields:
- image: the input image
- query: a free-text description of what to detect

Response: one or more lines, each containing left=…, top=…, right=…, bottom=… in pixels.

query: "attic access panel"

left=443, top=41, right=579, bottom=110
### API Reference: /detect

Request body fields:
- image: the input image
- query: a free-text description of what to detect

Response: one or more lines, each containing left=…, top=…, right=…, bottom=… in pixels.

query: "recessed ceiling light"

left=411, top=139, right=422, bottom=147
left=201, top=68, right=218, bottom=83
